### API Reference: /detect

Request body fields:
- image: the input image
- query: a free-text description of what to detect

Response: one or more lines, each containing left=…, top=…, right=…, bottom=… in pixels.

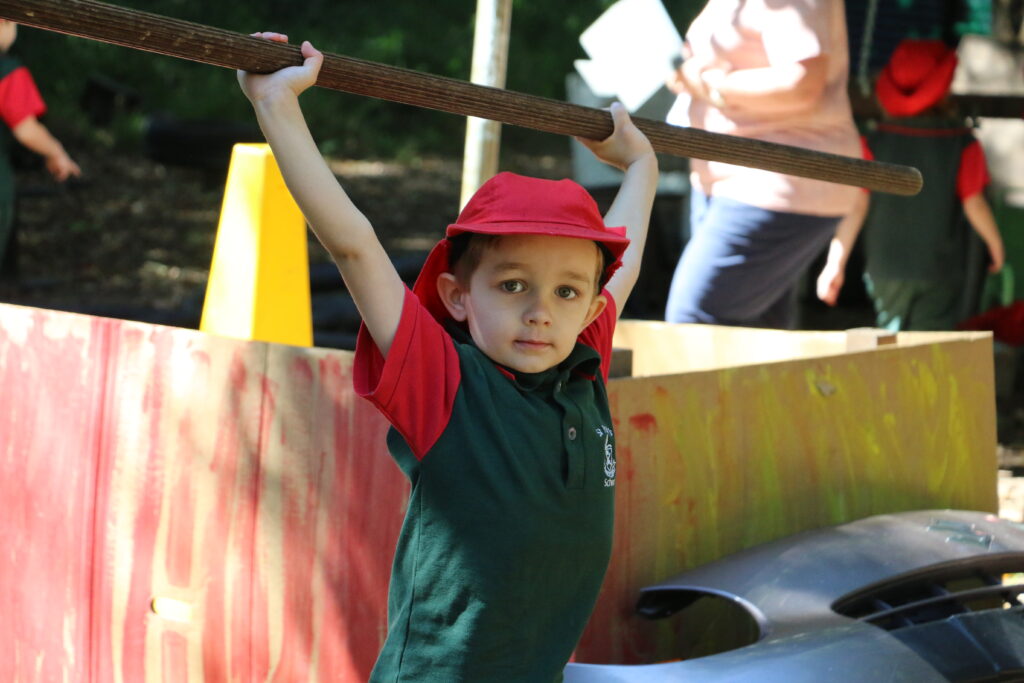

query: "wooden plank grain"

left=0, top=0, right=923, bottom=195
left=0, top=305, right=106, bottom=683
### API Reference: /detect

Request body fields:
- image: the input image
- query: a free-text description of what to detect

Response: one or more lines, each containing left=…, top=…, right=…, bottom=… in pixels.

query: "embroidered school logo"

left=597, top=425, right=615, bottom=487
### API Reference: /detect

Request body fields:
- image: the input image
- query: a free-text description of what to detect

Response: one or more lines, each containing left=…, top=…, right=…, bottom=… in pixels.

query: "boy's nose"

left=524, top=297, right=553, bottom=326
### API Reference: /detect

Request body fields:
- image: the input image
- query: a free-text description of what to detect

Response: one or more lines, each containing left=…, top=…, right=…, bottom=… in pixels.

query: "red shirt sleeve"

left=957, top=140, right=990, bottom=201
left=860, top=136, right=874, bottom=162
left=353, top=287, right=462, bottom=460
left=0, top=66, right=45, bottom=129
left=577, top=289, right=617, bottom=382
left=859, top=137, right=874, bottom=194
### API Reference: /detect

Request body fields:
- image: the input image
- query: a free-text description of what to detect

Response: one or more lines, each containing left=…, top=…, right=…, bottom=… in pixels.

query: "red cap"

left=876, top=39, right=958, bottom=117
left=412, top=172, right=629, bottom=323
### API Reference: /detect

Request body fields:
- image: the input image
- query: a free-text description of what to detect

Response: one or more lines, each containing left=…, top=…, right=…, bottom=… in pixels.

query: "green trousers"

left=864, top=275, right=963, bottom=331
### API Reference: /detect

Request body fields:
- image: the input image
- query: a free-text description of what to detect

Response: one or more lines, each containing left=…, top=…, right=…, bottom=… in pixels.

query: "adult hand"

left=816, top=258, right=845, bottom=307
left=988, top=237, right=1005, bottom=273
left=237, top=34, right=323, bottom=104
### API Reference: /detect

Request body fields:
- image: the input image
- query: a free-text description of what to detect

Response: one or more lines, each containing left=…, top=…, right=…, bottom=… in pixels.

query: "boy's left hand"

left=576, top=102, right=655, bottom=171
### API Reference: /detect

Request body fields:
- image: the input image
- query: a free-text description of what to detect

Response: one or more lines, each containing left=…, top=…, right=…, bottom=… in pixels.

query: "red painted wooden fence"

left=0, top=304, right=997, bottom=680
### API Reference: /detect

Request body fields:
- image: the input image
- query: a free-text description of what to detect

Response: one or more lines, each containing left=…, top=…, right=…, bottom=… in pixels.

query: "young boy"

left=0, top=19, right=81, bottom=274
left=238, top=34, right=657, bottom=681
left=816, top=38, right=1003, bottom=331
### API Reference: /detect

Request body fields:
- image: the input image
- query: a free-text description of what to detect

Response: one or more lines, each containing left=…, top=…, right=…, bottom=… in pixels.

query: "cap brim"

left=446, top=220, right=630, bottom=261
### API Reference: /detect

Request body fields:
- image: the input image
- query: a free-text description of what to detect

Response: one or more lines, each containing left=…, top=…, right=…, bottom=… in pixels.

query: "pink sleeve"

left=578, top=290, right=618, bottom=383
left=0, top=66, right=45, bottom=129
left=353, top=287, right=462, bottom=460
left=957, top=140, right=990, bottom=201
left=759, top=0, right=827, bottom=64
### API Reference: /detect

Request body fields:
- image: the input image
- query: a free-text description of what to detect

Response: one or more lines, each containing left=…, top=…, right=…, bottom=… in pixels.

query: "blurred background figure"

left=0, top=19, right=80, bottom=280
left=817, top=38, right=1003, bottom=332
left=663, top=0, right=861, bottom=329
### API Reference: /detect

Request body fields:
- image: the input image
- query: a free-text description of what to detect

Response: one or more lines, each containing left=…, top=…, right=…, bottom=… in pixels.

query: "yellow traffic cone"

left=200, top=143, right=312, bottom=347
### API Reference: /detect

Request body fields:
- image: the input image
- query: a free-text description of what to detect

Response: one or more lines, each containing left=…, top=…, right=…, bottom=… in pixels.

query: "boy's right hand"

left=237, top=34, right=323, bottom=104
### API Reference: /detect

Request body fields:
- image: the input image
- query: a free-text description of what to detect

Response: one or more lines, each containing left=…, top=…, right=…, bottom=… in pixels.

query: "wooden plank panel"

left=0, top=305, right=998, bottom=675
left=254, top=344, right=404, bottom=681
left=89, top=320, right=267, bottom=682
left=0, top=305, right=106, bottom=683
left=576, top=337, right=997, bottom=664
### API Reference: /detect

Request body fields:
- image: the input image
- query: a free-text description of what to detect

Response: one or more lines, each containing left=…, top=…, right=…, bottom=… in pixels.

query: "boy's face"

left=438, top=234, right=607, bottom=374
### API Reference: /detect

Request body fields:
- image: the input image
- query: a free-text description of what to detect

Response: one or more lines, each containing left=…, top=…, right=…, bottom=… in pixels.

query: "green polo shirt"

left=355, top=287, right=618, bottom=682
left=862, top=117, right=988, bottom=282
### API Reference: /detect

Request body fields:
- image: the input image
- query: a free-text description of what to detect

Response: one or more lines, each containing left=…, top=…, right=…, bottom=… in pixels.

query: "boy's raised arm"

left=238, top=34, right=405, bottom=354
left=577, top=102, right=658, bottom=315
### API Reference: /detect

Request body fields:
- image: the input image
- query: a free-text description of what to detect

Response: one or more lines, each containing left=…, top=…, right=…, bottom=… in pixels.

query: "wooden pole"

left=0, top=0, right=923, bottom=195
left=460, top=0, right=513, bottom=209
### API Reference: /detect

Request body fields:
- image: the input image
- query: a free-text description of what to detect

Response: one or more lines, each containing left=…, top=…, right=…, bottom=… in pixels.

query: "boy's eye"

left=556, top=285, right=579, bottom=300
left=500, top=280, right=525, bottom=293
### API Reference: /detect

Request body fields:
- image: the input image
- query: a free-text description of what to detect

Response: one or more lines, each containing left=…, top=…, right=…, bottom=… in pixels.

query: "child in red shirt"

left=0, top=19, right=81, bottom=274
left=238, top=32, right=657, bottom=681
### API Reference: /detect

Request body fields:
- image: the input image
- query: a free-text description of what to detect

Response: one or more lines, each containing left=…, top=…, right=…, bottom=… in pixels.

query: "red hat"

left=876, top=39, right=958, bottom=117
left=412, top=172, right=629, bottom=323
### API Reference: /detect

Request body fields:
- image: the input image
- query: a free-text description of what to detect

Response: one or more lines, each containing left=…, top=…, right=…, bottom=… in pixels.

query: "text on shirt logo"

left=597, top=425, right=615, bottom=487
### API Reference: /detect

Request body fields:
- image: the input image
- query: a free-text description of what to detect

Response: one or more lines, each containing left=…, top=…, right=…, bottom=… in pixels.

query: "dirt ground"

left=0, top=137, right=572, bottom=319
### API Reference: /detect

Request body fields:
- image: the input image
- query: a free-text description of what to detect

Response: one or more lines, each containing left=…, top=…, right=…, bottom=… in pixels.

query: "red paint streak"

left=166, top=419, right=196, bottom=588
left=292, top=356, right=314, bottom=383
left=121, top=328, right=172, bottom=683
left=162, top=631, right=189, bottom=682
left=250, top=558, right=270, bottom=680
left=628, top=413, right=658, bottom=433
left=203, top=351, right=253, bottom=682
left=0, top=307, right=104, bottom=682
left=271, top=453, right=321, bottom=680
left=251, top=375, right=279, bottom=680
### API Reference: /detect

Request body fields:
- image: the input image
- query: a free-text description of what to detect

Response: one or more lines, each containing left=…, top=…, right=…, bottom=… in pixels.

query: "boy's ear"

left=436, top=272, right=469, bottom=321
left=582, top=293, right=607, bottom=330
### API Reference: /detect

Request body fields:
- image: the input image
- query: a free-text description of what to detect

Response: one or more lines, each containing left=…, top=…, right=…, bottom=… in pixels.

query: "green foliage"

left=16, top=0, right=703, bottom=158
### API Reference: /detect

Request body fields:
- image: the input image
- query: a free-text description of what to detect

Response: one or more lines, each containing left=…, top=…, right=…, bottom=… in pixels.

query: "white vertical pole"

left=460, top=0, right=513, bottom=209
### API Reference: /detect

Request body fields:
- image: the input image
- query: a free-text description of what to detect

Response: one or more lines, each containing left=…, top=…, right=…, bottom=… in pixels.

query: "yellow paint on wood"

left=201, top=144, right=312, bottom=347
left=582, top=327, right=998, bottom=662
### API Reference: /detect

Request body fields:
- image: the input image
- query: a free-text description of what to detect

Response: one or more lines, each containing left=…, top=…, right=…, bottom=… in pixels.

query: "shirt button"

left=568, top=427, right=577, bottom=440
left=555, top=381, right=563, bottom=393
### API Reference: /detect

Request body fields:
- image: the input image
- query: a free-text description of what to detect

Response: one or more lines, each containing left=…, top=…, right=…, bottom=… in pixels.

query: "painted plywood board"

left=0, top=305, right=998, bottom=674
left=578, top=335, right=998, bottom=663
left=0, top=306, right=107, bottom=683
left=254, top=344, right=402, bottom=680
left=614, top=320, right=993, bottom=376
left=90, top=320, right=267, bottom=682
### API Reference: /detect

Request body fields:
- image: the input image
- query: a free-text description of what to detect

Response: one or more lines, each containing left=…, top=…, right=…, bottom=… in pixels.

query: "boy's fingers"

left=608, top=101, right=631, bottom=131
left=250, top=31, right=288, bottom=43
left=301, top=40, right=322, bottom=60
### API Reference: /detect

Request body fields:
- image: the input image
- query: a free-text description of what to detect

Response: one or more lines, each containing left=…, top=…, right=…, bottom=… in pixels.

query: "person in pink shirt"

left=664, top=0, right=861, bottom=328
